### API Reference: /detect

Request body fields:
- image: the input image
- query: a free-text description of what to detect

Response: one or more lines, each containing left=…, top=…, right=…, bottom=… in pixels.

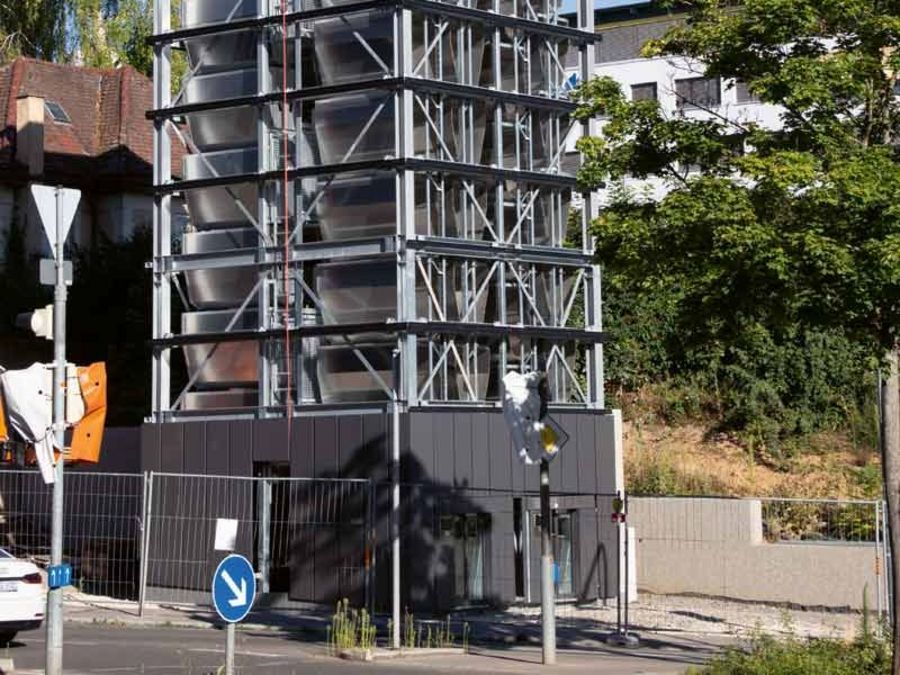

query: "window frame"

left=630, top=82, right=658, bottom=103
left=675, top=76, right=722, bottom=110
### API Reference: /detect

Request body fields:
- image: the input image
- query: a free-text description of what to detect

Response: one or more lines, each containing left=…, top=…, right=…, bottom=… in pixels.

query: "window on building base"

left=631, top=82, right=658, bottom=102
left=735, top=80, right=760, bottom=104
left=675, top=76, right=722, bottom=110
left=533, top=510, right=575, bottom=599
left=440, top=514, right=489, bottom=602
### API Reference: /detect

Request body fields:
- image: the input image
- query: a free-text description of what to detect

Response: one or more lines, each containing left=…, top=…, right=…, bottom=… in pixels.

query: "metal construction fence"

left=0, top=470, right=144, bottom=601
left=0, top=469, right=890, bottom=624
left=142, top=473, right=375, bottom=610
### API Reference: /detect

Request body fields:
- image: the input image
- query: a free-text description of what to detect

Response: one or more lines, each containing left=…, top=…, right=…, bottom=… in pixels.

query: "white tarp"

left=0, top=363, right=57, bottom=483
left=502, top=371, right=561, bottom=465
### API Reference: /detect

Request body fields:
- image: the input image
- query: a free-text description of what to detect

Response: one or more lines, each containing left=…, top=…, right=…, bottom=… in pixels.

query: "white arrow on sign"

left=30, top=184, right=81, bottom=253
left=221, top=570, right=247, bottom=608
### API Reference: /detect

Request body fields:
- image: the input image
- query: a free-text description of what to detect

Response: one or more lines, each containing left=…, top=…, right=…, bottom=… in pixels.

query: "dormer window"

left=44, top=101, right=71, bottom=124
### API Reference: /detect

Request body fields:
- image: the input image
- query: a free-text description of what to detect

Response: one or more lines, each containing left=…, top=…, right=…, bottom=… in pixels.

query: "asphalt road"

left=3, top=623, right=724, bottom=674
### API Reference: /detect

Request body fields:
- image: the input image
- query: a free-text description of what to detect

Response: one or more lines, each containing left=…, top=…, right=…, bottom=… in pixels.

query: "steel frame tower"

left=149, top=0, right=603, bottom=422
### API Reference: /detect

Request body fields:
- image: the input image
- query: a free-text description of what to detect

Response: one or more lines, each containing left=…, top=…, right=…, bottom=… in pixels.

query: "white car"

left=0, top=548, right=45, bottom=644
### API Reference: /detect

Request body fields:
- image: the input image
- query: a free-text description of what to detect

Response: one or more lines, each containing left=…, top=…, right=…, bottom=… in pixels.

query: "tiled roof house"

left=0, top=57, right=185, bottom=257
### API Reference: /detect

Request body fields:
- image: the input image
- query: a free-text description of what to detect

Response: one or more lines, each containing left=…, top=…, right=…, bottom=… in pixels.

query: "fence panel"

left=142, top=473, right=374, bottom=609
left=629, top=496, right=885, bottom=612
left=0, top=469, right=145, bottom=601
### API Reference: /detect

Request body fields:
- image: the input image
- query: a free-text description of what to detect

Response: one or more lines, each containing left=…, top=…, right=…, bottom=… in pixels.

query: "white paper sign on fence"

left=214, top=518, right=238, bottom=551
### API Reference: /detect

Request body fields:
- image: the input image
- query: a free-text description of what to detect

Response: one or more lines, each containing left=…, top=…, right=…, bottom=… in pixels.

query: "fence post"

left=256, top=477, right=271, bottom=595
left=876, top=500, right=884, bottom=617
left=138, top=471, right=154, bottom=617
left=884, top=499, right=892, bottom=623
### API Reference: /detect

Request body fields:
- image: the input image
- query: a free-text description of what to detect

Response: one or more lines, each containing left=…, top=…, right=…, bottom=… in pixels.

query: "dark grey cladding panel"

left=140, top=423, right=161, bottom=472
left=183, top=422, right=206, bottom=474
left=338, top=415, right=363, bottom=475
left=489, top=510, right=516, bottom=604
left=205, top=421, right=230, bottom=475
left=359, top=414, right=388, bottom=482
left=488, top=412, right=512, bottom=491
left=471, top=413, right=490, bottom=489
left=578, top=416, right=598, bottom=494
left=290, top=417, right=314, bottom=477
left=407, top=412, right=434, bottom=482
left=228, top=421, right=253, bottom=476
left=434, top=412, right=455, bottom=484
left=313, top=417, right=339, bottom=477
left=453, top=412, right=473, bottom=488
left=159, top=423, right=184, bottom=473
left=575, top=413, right=596, bottom=493
left=254, top=418, right=290, bottom=463
left=72, top=427, right=141, bottom=473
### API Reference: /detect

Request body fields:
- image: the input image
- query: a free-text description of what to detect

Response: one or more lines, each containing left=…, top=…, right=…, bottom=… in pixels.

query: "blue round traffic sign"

left=212, top=554, right=256, bottom=623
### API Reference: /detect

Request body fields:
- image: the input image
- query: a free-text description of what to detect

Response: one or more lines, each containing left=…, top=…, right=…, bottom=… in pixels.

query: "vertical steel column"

left=492, top=8, right=508, bottom=378
left=397, top=8, right=419, bottom=406
left=257, top=0, right=274, bottom=412
left=578, top=0, right=603, bottom=409
left=151, top=0, right=172, bottom=419
left=257, top=477, right=272, bottom=594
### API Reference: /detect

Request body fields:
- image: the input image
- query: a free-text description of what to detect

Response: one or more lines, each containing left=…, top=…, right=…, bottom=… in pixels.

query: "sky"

left=559, top=0, right=649, bottom=15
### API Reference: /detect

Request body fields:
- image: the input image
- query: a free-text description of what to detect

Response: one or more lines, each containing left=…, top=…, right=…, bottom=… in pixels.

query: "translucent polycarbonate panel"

left=314, top=12, right=393, bottom=85
left=184, top=30, right=257, bottom=70
left=313, top=93, right=395, bottom=165
left=317, top=342, right=394, bottom=403
left=183, top=68, right=259, bottom=149
left=317, top=173, right=484, bottom=242
left=182, top=309, right=259, bottom=386
left=317, top=174, right=397, bottom=241
left=183, top=389, right=258, bottom=411
left=183, top=147, right=258, bottom=229
left=313, top=92, right=487, bottom=165
left=315, top=257, right=489, bottom=325
left=314, top=12, right=486, bottom=86
left=183, top=145, right=257, bottom=180
left=181, top=0, right=256, bottom=28
left=314, top=259, right=404, bottom=325
left=502, top=188, right=569, bottom=246
left=183, top=228, right=260, bottom=309
left=317, top=340, right=491, bottom=402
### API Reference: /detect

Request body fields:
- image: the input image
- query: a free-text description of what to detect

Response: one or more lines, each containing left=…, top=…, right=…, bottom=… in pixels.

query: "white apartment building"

left=565, top=2, right=785, bottom=202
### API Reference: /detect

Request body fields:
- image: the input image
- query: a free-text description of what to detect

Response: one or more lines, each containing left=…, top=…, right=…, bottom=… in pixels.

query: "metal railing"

left=0, top=468, right=889, bottom=630
left=141, top=472, right=375, bottom=610
left=760, top=497, right=882, bottom=543
left=0, top=470, right=144, bottom=601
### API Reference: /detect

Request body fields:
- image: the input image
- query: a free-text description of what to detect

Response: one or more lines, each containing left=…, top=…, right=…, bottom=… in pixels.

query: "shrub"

left=692, top=628, right=891, bottom=675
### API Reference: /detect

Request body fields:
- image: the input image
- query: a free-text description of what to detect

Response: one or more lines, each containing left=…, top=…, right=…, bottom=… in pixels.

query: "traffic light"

left=15, top=305, right=53, bottom=340
left=502, top=371, right=564, bottom=465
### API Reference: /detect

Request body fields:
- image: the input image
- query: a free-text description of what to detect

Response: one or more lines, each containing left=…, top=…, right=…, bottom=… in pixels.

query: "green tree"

left=574, top=1, right=900, bottom=664
left=74, top=0, right=153, bottom=74
left=0, top=0, right=67, bottom=61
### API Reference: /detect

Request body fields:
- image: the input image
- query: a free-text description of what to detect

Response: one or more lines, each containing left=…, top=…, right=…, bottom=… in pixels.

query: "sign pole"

left=212, top=553, right=256, bottom=674
left=225, top=622, right=235, bottom=675
left=539, top=459, right=556, bottom=665
left=46, top=186, right=67, bottom=675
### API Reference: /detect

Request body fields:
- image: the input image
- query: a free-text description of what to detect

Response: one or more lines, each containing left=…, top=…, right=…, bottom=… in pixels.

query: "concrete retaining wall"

left=630, top=497, right=880, bottom=609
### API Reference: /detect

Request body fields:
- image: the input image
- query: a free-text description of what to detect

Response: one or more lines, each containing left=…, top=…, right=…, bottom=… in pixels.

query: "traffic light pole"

left=539, top=459, right=556, bottom=665
left=46, top=186, right=66, bottom=675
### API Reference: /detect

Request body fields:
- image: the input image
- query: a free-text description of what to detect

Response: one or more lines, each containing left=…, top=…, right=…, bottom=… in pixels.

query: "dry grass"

left=625, top=421, right=881, bottom=499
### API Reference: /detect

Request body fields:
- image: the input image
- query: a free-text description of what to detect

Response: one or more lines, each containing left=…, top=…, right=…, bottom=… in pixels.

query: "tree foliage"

left=0, top=0, right=67, bottom=62
left=575, top=0, right=900, bottom=445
